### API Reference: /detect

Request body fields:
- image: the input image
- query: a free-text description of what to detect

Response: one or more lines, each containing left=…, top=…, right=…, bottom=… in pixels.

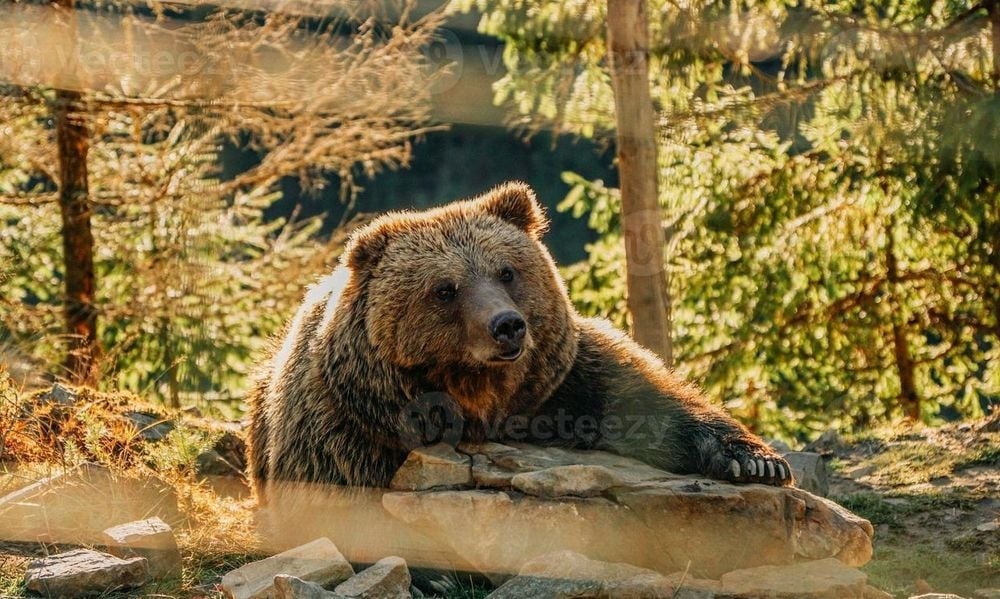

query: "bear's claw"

left=717, top=449, right=794, bottom=486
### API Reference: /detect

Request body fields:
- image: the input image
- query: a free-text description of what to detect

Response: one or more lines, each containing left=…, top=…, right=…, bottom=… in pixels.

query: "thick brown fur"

left=247, top=182, right=792, bottom=498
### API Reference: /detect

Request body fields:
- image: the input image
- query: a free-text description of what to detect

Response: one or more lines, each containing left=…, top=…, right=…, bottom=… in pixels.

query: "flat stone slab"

left=222, top=537, right=355, bottom=599
left=390, top=444, right=471, bottom=491
left=101, top=517, right=181, bottom=579
left=24, top=549, right=148, bottom=598
left=334, top=556, right=411, bottom=598
left=382, top=443, right=873, bottom=578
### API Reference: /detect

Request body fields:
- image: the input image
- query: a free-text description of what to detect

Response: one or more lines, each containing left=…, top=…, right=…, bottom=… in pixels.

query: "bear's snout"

left=490, top=310, right=526, bottom=359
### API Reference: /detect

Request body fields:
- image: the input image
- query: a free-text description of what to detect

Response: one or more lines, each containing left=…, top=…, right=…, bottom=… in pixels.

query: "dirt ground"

left=821, top=414, right=999, bottom=598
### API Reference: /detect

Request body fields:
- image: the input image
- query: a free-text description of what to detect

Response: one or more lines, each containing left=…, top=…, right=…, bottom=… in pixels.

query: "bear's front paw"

left=714, top=447, right=794, bottom=487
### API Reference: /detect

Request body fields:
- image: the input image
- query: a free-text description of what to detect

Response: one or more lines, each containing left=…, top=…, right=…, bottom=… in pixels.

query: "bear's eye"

left=433, top=282, right=457, bottom=302
left=498, top=266, right=515, bottom=283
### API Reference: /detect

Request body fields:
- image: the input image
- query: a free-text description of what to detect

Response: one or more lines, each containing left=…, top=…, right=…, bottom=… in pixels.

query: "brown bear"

left=246, top=182, right=792, bottom=497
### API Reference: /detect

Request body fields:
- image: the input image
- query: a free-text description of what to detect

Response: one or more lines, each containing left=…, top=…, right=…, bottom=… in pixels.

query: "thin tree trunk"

left=990, top=0, right=1000, bottom=90
left=606, top=0, right=673, bottom=365
left=885, top=217, right=920, bottom=420
left=56, top=89, right=98, bottom=384
left=54, top=0, right=98, bottom=383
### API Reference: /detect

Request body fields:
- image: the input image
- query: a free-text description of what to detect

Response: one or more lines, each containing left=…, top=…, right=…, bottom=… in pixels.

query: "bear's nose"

left=489, top=311, right=526, bottom=345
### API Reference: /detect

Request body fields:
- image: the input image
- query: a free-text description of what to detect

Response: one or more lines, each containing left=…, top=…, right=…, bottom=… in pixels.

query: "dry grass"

left=0, top=370, right=263, bottom=597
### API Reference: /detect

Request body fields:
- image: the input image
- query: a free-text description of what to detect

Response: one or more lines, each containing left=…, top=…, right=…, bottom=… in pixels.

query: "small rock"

left=334, top=556, right=411, bottom=598
left=471, top=453, right=517, bottom=487
left=805, top=429, right=843, bottom=454
left=390, top=444, right=471, bottom=491
left=213, top=430, right=249, bottom=473
left=768, top=438, right=794, bottom=453
left=974, top=589, right=1000, bottom=599
left=37, top=382, right=78, bottom=405
left=274, top=575, right=346, bottom=598
left=196, top=449, right=243, bottom=477
left=101, top=517, right=181, bottom=579
left=123, top=411, right=175, bottom=442
left=222, top=538, right=354, bottom=599
left=24, top=548, right=148, bottom=598
left=720, top=558, right=867, bottom=598
left=196, top=431, right=250, bottom=497
left=511, top=464, right=628, bottom=498
left=783, top=451, right=829, bottom=496
left=975, top=521, right=998, bottom=532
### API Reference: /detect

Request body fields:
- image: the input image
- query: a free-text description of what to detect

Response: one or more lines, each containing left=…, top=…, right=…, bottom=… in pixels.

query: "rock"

left=511, top=465, right=631, bottom=498
left=334, top=556, right=411, bottom=598
left=195, top=431, right=250, bottom=497
left=974, top=590, right=1000, bottom=599
left=214, top=430, right=249, bottom=472
left=487, top=550, right=713, bottom=599
left=472, top=453, right=518, bottom=487
left=274, top=575, right=347, bottom=598
left=24, top=548, right=148, bottom=598
left=975, top=521, right=998, bottom=532
left=767, top=438, right=794, bottom=453
left=805, top=429, right=843, bottom=455
left=782, top=451, right=829, bottom=496
left=196, top=449, right=242, bottom=477
left=719, top=558, right=867, bottom=598
left=0, top=462, right=182, bottom=545
left=382, top=443, right=873, bottom=579
left=123, top=411, right=175, bottom=441
left=36, top=382, right=78, bottom=406
left=101, top=517, right=181, bottom=579
left=486, top=575, right=600, bottom=598
left=222, top=538, right=354, bottom=599
left=390, top=444, right=471, bottom=491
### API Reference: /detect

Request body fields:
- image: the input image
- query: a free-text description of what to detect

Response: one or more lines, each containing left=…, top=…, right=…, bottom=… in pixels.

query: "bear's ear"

left=477, top=181, right=548, bottom=238
left=342, top=219, right=393, bottom=272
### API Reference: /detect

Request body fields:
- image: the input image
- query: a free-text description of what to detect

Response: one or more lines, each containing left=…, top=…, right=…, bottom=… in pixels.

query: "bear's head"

left=342, top=182, right=574, bottom=396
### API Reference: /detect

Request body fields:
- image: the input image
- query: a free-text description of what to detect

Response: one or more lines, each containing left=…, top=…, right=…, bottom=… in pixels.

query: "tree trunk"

left=990, top=0, right=1000, bottom=91
left=52, top=0, right=98, bottom=383
left=885, top=218, right=920, bottom=420
left=55, top=88, right=98, bottom=384
left=606, top=0, right=673, bottom=365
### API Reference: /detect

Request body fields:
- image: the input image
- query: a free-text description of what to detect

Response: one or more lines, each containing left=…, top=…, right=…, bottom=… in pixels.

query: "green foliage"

left=460, top=0, right=1000, bottom=437
left=144, top=424, right=222, bottom=475
left=0, top=100, right=333, bottom=408
left=0, top=0, right=439, bottom=408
